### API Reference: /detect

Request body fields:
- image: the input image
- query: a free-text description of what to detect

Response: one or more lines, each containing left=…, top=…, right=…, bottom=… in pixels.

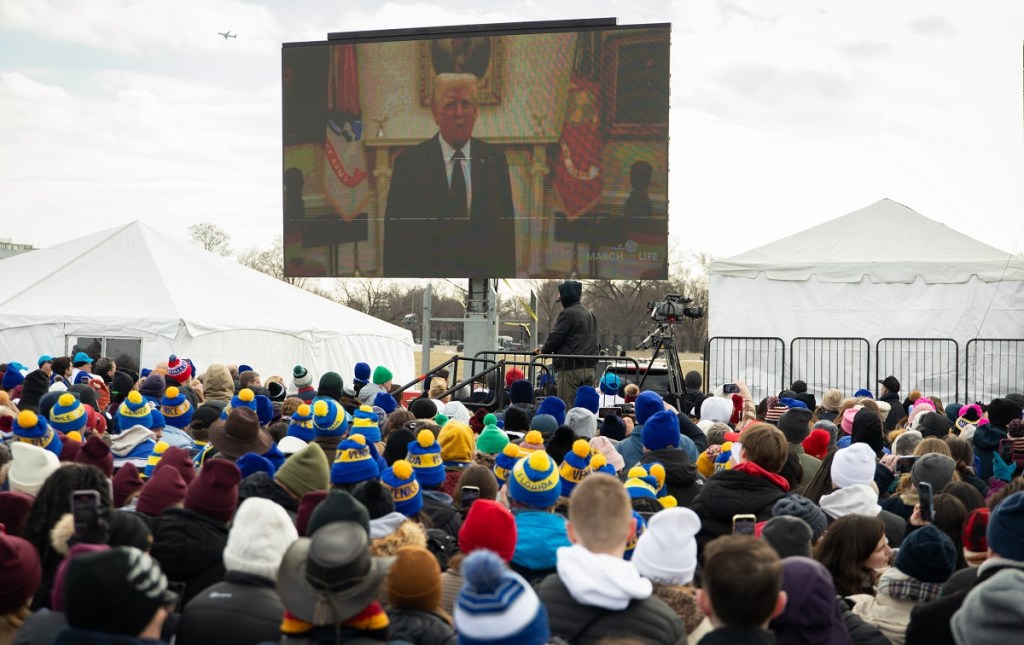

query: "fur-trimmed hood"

left=370, top=518, right=427, bottom=557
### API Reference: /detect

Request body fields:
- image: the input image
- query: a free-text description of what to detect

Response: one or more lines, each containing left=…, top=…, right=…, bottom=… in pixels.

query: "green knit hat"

left=274, top=442, right=330, bottom=498
left=373, top=366, right=393, bottom=385
left=476, top=414, right=510, bottom=455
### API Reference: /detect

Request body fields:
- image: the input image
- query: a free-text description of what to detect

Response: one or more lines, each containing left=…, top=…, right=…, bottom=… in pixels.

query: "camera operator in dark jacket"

left=535, top=280, right=599, bottom=409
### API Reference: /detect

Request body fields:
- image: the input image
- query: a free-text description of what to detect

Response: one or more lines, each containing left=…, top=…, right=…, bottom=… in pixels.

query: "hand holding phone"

left=723, top=383, right=740, bottom=394
left=461, top=485, right=480, bottom=511
left=917, top=482, right=934, bottom=524
left=71, top=490, right=107, bottom=544
left=999, top=438, right=1014, bottom=465
left=895, top=455, right=918, bottom=474
left=732, top=513, right=756, bottom=535
left=598, top=407, right=619, bottom=420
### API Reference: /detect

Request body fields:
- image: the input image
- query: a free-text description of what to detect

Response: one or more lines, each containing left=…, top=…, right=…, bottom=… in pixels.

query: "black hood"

left=557, top=280, right=582, bottom=307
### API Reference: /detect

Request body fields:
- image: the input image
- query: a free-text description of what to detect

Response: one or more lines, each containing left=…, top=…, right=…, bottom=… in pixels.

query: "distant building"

left=0, top=239, right=35, bottom=260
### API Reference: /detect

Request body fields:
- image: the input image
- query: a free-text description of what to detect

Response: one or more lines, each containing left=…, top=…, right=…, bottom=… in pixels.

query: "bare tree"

left=187, top=223, right=232, bottom=257
left=236, top=235, right=329, bottom=294
left=336, top=279, right=404, bottom=323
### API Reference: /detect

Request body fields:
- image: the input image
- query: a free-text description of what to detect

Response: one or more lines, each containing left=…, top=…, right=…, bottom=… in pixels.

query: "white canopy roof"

left=710, top=198, right=1024, bottom=284
left=0, top=221, right=415, bottom=382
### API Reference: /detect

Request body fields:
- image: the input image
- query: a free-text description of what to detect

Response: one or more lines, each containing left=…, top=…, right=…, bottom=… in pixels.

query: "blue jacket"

left=617, top=425, right=698, bottom=469
left=511, top=509, right=570, bottom=573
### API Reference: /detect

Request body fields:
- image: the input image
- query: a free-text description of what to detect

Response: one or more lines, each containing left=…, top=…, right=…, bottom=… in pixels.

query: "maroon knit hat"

left=0, top=491, right=36, bottom=537
left=295, top=489, right=328, bottom=537
left=153, top=446, right=196, bottom=485
left=112, top=463, right=144, bottom=508
left=185, top=459, right=241, bottom=524
left=962, top=507, right=990, bottom=554
left=0, top=532, right=41, bottom=614
left=458, top=499, right=518, bottom=562
left=75, top=435, right=114, bottom=477
left=136, top=466, right=187, bottom=517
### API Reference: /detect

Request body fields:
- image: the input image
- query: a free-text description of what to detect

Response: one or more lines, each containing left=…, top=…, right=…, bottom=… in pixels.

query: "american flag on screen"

left=324, top=43, right=370, bottom=221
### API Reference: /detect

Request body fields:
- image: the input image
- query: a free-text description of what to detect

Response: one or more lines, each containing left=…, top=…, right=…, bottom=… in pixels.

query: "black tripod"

left=635, top=322, right=686, bottom=409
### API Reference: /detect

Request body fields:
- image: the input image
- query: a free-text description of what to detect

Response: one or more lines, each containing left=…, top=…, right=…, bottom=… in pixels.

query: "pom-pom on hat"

left=350, top=405, right=381, bottom=443
left=518, top=429, right=546, bottom=454
left=535, top=397, right=566, bottom=426
left=801, top=428, right=830, bottom=460
left=186, top=459, right=241, bottom=524
left=634, top=391, right=665, bottom=425
left=642, top=409, right=681, bottom=451
left=372, top=365, right=393, bottom=385
left=632, top=507, right=701, bottom=585
left=143, top=441, right=170, bottom=478
left=381, top=459, right=423, bottom=517
left=406, top=429, right=445, bottom=488
left=599, top=372, right=621, bottom=396
left=509, top=450, right=561, bottom=509
left=292, top=364, right=313, bottom=388
left=160, top=386, right=193, bottom=429
left=624, top=465, right=659, bottom=500
left=118, top=390, right=153, bottom=430
left=312, top=397, right=349, bottom=437
left=166, top=355, right=190, bottom=385
left=13, top=409, right=62, bottom=457
left=459, top=499, right=517, bottom=562
left=573, top=386, right=600, bottom=414
left=895, top=524, right=956, bottom=583
left=590, top=452, right=616, bottom=476
left=222, top=388, right=258, bottom=419
left=353, top=362, right=371, bottom=384
left=287, top=403, right=315, bottom=442
left=331, top=434, right=380, bottom=485
left=559, top=439, right=593, bottom=496
left=475, top=414, right=509, bottom=455
left=493, top=443, right=521, bottom=487
left=830, top=443, right=877, bottom=489
left=455, top=550, right=550, bottom=645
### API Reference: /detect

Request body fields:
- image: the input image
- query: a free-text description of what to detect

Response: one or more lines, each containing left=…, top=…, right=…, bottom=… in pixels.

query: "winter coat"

left=616, top=426, right=645, bottom=472
left=539, top=284, right=599, bottom=370
left=439, top=561, right=463, bottom=617
left=849, top=573, right=919, bottom=645
left=680, top=414, right=709, bottom=455
left=386, top=609, right=457, bottom=645
left=880, top=392, right=905, bottom=430
left=972, top=422, right=1007, bottom=481
left=148, top=507, right=229, bottom=605
left=510, top=509, right=570, bottom=583
left=904, top=557, right=1024, bottom=645
left=842, top=604, right=893, bottom=645
left=175, top=571, right=283, bottom=645
left=640, top=448, right=705, bottom=508
left=689, top=464, right=788, bottom=551
left=651, top=582, right=705, bottom=635
left=422, top=490, right=461, bottom=541
left=880, top=493, right=915, bottom=522
left=53, top=627, right=166, bottom=644
left=237, top=471, right=299, bottom=518
left=789, top=443, right=822, bottom=490
left=697, top=627, right=776, bottom=645
left=536, top=573, right=686, bottom=645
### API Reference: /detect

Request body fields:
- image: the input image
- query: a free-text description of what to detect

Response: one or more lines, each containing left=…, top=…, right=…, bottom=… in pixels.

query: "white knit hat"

left=565, top=407, right=597, bottom=439
left=700, top=397, right=732, bottom=424
left=830, top=443, right=877, bottom=489
left=277, top=435, right=308, bottom=456
left=9, top=442, right=61, bottom=497
left=631, top=507, right=701, bottom=585
left=222, top=497, right=299, bottom=580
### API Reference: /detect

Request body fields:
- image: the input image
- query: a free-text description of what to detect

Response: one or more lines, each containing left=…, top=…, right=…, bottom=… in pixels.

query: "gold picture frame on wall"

left=419, top=36, right=504, bottom=106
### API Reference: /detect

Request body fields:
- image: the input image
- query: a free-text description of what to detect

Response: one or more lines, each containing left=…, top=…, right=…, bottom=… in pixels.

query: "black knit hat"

left=918, top=411, right=952, bottom=439
left=545, top=426, right=577, bottom=465
left=778, top=408, right=813, bottom=444
left=895, top=524, right=956, bottom=583
left=988, top=398, right=1023, bottom=428
left=409, top=397, right=437, bottom=420
left=383, top=427, right=415, bottom=467
left=18, top=370, right=50, bottom=413
left=600, top=414, right=627, bottom=442
left=773, top=494, right=828, bottom=542
left=308, top=489, right=370, bottom=537
left=503, top=407, right=530, bottom=433
left=352, top=480, right=396, bottom=520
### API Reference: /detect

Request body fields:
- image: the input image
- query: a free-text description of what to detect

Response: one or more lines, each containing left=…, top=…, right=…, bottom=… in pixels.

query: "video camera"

left=646, top=294, right=703, bottom=324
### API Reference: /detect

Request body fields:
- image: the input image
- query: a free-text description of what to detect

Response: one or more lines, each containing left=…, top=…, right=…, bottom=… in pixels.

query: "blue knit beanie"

left=559, top=439, right=593, bottom=497
left=312, top=397, right=349, bottom=437
left=573, top=386, right=600, bottom=414
left=406, top=429, right=445, bottom=488
left=13, top=410, right=63, bottom=456
left=354, top=362, right=371, bottom=384
left=634, top=391, right=665, bottom=425
left=287, top=403, right=315, bottom=441
left=508, top=451, right=562, bottom=509
left=381, top=459, right=423, bottom=517
left=160, top=386, right=194, bottom=429
left=255, top=394, right=274, bottom=426
left=599, top=372, right=621, bottom=396
left=221, top=388, right=258, bottom=419
left=374, top=391, right=398, bottom=415
left=262, top=443, right=286, bottom=471
left=2, top=366, right=25, bottom=390
left=642, top=409, right=681, bottom=450
left=118, top=390, right=154, bottom=430
left=49, top=392, right=87, bottom=433
left=331, top=434, right=380, bottom=485
left=536, top=397, right=566, bottom=426
left=455, top=550, right=551, bottom=645
left=350, top=405, right=382, bottom=443
left=493, top=443, right=521, bottom=488
left=987, top=491, right=1024, bottom=561
left=236, top=452, right=276, bottom=479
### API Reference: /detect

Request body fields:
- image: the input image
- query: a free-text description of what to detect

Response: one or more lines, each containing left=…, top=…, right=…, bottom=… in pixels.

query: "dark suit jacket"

left=383, top=134, right=516, bottom=277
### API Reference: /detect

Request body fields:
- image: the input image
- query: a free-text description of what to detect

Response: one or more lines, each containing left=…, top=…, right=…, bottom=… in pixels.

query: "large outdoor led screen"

left=283, top=21, right=670, bottom=279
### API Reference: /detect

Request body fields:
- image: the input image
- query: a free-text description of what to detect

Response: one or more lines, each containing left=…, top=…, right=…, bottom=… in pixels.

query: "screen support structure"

left=418, top=279, right=499, bottom=376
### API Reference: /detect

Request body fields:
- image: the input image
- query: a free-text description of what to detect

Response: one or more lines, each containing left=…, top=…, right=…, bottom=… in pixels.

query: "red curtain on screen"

left=324, top=44, right=369, bottom=221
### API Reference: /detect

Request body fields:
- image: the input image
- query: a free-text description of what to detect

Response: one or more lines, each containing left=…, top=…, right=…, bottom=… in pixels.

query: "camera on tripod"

left=646, top=294, right=703, bottom=324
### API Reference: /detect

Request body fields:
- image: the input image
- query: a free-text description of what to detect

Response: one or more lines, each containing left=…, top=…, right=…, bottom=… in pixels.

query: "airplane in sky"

left=217, top=31, right=236, bottom=40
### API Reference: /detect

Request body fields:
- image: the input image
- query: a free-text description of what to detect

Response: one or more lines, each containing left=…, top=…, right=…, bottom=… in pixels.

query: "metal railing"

left=964, top=339, right=1024, bottom=404
left=704, top=337, right=786, bottom=402
left=790, top=337, right=871, bottom=401
left=875, top=338, right=959, bottom=404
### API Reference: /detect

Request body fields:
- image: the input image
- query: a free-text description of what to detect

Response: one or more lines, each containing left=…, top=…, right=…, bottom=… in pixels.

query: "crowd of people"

left=0, top=352, right=1023, bottom=645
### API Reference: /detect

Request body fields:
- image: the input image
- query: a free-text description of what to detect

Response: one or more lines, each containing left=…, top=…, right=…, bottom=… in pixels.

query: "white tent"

left=709, top=199, right=1024, bottom=400
left=0, top=221, right=416, bottom=384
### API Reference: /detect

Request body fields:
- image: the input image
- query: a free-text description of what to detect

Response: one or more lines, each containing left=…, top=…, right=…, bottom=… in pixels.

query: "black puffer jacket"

left=386, top=609, right=457, bottom=645
left=175, top=571, right=284, bottom=645
left=640, top=448, right=705, bottom=508
left=535, top=574, right=686, bottom=644
left=689, top=468, right=787, bottom=552
left=238, top=471, right=299, bottom=518
left=148, top=507, right=229, bottom=604
left=423, top=491, right=462, bottom=541
left=540, top=281, right=599, bottom=369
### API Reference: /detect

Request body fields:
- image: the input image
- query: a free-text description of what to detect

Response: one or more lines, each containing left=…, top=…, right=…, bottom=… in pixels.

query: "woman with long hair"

left=814, top=514, right=890, bottom=597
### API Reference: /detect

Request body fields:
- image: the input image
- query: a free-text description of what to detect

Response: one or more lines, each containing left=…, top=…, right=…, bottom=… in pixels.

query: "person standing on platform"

left=535, top=280, right=599, bottom=409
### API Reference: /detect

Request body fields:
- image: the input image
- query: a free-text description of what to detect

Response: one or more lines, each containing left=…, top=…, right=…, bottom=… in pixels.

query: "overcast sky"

left=2, top=0, right=1022, bottom=263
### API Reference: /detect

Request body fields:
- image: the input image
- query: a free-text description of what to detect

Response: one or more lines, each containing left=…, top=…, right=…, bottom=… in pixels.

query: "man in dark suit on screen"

left=382, top=73, right=516, bottom=277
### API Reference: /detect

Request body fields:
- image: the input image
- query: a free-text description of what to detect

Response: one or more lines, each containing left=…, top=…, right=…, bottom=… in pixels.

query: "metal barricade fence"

left=705, top=337, right=786, bottom=402
left=790, top=337, right=871, bottom=402
left=875, top=338, right=959, bottom=404
left=964, top=339, right=1024, bottom=404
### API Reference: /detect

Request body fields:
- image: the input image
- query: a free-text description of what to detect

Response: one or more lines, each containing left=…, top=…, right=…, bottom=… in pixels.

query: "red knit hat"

left=962, top=507, right=990, bottom=555
left=0, top=532, right=41, bottom=614
left=112, top=463, right=144, bottom=508
left=0, top=491, right=35, bottom=537
left=458, top=499, right=517, bottom=562
left=166, top=355, right=191, bottom=385
left=153, top=446, right=196, bottom=485
left=504, top=368, right=525, bottom=389
left=802, top=428, right=831, bottom=460
left=75, top=435, right=114, bottom=477
left=295, top=490, right=328, bottom=537
left=136, top=466, right=187, bottom=517
left=186, top=459, right=241, bottom=524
